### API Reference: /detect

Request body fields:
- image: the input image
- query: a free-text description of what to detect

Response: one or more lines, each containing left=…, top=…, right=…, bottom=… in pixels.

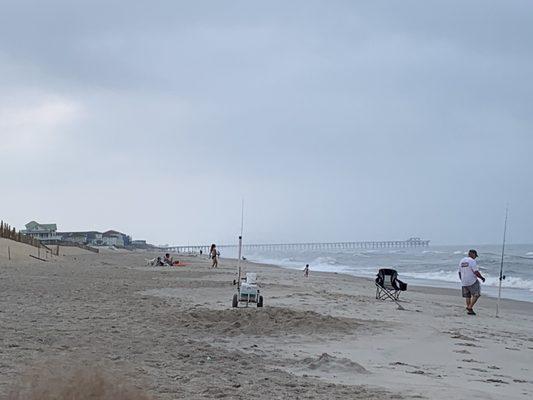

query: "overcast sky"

left=1, top=0, right=531, bottom=246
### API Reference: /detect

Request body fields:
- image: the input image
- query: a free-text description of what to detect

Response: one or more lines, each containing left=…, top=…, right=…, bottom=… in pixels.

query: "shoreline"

left=236, top=257, right=533, bottom=312
left=239, top=256, right=533, bottom=304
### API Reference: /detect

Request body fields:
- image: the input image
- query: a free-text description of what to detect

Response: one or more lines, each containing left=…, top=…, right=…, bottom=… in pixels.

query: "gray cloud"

left=1, top=1, right=531, bottom=245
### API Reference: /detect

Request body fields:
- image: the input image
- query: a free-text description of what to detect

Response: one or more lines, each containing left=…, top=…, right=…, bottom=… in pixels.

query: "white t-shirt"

left=458, top=256, right=479, bottom=286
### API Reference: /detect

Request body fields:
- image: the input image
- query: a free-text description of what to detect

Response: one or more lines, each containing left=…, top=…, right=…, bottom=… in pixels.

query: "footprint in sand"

left=455, top=342, right=480, bottom=348
left=389, top=361, right=419, bottom=368
left=486, top=378, right=509, bottom=385
left=406, top=370, right=426, bottom=375
left=450, top=333, right=475, bottom=341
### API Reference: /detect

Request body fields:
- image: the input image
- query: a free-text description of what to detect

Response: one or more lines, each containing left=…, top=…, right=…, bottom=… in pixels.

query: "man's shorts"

left=462, top=280, right=481, bottom=298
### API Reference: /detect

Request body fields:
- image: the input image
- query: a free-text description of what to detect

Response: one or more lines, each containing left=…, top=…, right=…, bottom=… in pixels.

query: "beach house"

left=21, top=221, right=62, bottom=241
left=102, top=230, right=130, bottom=247
left=58, top=231, right=103, bottom=246
left=20, top=221, right=133, bottom=247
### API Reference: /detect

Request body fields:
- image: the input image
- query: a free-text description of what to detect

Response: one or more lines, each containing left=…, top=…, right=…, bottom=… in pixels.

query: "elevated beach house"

left=58, top=231, right=103, bottom=246
left=21, top=221, right=62, bottom=241
left=20, top=221, right=132, bottom=248
left=102, top=230, right=131, bottom=247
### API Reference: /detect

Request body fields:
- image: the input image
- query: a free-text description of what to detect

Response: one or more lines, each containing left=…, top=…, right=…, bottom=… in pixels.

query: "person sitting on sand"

left=163, top=253, right=173, bottom=266
left=210, top=244, right=219, bottom=268
left=156, top=256, right=164, bottom=266
left=303, top=264, right=309, bottom=278
left=458, top=249, right=486, bottom=315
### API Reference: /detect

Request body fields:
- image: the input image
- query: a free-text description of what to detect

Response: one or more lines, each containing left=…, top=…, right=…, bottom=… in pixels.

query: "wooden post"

left=8, top=246, right=11, bottom=260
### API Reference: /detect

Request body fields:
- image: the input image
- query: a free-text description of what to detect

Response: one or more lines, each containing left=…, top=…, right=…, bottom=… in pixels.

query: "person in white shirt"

left=458, top=249, right=486, bottom=315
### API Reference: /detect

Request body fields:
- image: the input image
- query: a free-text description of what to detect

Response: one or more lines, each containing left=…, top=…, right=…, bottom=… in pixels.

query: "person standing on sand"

left=303, top=264, right=309, bottom=278
left=458, top=249, right=486, bottom=315
left=210, top=244, right=219, bottom=268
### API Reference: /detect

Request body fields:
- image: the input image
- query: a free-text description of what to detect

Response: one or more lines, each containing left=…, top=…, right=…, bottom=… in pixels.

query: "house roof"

left=103, top=230, right=125, bottom=236
left=25, top=221, right=57, bottom=230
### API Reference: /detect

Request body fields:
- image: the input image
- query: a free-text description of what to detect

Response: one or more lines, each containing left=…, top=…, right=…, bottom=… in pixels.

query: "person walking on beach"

left=303, top=264, right=309, bottom=278
left=458, top=249, right=486, bottom=315
left=210, top=244, right=219, bottom=268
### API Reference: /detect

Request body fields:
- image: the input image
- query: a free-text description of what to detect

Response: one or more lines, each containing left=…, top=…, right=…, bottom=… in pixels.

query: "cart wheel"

left=257, top=295, right=263, bottom=307
left=232, top=294, right=238, bottom=308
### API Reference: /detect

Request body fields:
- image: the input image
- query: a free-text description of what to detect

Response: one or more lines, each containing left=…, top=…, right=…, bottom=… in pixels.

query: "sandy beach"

left=1, top=242, right=532, bottom=399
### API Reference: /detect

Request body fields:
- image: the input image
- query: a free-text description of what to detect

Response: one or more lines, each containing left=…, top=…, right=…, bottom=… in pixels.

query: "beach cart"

left=232, top=272, right=263, bottom=308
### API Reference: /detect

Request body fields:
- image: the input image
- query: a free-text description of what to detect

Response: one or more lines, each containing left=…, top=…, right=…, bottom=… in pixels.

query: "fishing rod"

left=495, top=206, right=509, bottom=318
left=237, top=198, right=244, bottom=262
left=236, top=198, right=244, bottom=289
left=240, top=198, right=244, bottom=238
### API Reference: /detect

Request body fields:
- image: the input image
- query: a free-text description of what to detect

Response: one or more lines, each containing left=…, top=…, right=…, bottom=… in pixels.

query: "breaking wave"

left=243, top=244, right=533, bottom=300
left=401, top=270, right=533, bottom=292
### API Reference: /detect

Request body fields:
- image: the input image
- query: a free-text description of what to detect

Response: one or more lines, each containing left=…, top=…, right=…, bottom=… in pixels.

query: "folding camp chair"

left=375, top=268, right=407, bottom=307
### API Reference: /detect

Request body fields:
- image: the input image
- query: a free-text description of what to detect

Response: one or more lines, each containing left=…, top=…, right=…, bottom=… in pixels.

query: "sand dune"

left=0, top=238, right=49, bottom=262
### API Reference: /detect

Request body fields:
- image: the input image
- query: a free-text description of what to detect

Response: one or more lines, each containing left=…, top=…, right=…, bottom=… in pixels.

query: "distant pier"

left=164, top=237, right=430, bottom=254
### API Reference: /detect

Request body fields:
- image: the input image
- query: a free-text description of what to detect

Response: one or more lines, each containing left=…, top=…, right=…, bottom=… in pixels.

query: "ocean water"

left=225, top=244, right=533, bottom=303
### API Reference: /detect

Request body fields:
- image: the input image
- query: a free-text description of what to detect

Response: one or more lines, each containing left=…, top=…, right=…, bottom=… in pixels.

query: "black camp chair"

left=375, top=268, right=407, bottom=304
